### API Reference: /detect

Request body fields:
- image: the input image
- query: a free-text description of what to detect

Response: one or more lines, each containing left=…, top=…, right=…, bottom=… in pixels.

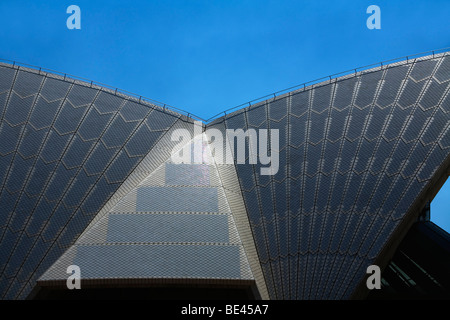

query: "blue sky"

left=0, top=0, right=449, bottom=231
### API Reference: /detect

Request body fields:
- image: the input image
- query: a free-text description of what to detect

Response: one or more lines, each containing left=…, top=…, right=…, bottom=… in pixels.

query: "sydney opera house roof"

left=0, top=49, right=449, bottom=299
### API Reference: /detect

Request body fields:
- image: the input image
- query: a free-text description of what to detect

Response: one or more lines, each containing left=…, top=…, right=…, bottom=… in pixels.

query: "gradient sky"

left=0, top=0, right=449, bottom=231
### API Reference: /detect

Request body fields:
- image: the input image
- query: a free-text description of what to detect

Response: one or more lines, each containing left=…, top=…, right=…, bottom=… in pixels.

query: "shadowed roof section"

left=0, top=62, right=198, bottom=299
left=206, top=51, right=450, bottom=299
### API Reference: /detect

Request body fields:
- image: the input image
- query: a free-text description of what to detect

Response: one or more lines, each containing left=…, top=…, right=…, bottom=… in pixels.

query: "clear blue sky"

left=0, top=0, right=449, bottom=231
